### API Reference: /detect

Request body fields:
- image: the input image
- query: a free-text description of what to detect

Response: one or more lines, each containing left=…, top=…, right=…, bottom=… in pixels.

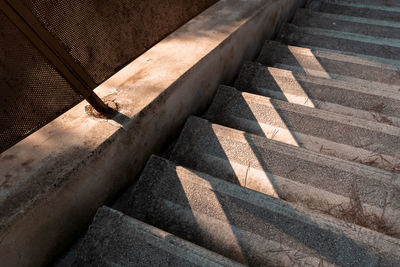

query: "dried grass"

left=369, top=103, right=385, bottom=113
left=368, top=103, right=394, bottom=125
left=286, top=183, right=399, bottom=238
left=372, top=113, right=393, bottom=125
left=336, top=184, right=398, bottom=237
left=352, top=153, right=400, bottom=174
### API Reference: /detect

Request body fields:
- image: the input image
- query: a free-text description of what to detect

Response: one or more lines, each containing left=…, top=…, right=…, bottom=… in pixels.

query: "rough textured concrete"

left=293, top=8, right=400, bottom=39
left=323, top=0, right=400, bottom=6
left=114, top=155, right=400, bottom=266
left=74, top=206, right=244, bottom=267
left=0, top=0, right=305, bottom=266
left=204, top=86, right=400, bottom=172
left=258, top=41, right=400, bottom=85
left=278, top=23, right=400, bottom=62
left=340, top=0, right=400, bottom=7
left=235, top=61, right=400, bottom=127
left=169, top=116, right=400, bottom=236
left=307, top=0, right=400, bottom=22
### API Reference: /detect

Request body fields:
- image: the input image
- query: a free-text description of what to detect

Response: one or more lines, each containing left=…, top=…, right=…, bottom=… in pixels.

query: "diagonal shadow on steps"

left=200, top=92, right=399, bottom=265
left=189, top=41, right=400, bottom=263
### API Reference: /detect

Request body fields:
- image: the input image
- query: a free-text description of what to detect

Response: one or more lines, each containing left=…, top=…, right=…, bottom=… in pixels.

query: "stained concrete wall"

left=0, top=0, right=305, bottom=266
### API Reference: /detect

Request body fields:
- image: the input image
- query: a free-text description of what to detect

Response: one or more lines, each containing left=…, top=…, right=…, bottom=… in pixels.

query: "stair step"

left=321, top=0, right=400, bottom=7
left=74, top=206, right=243, bottom=266
left=293, top=8, right=400, bottom=39
left=234, top=61, right=400, bottom=127
left=307, top=0, right=400, bottom=22
left=204, top=85, right=400, bottom=173
left=257, top=41, right=400, bottom=86
left=115, top=155, right=400, bottom=266
left=169, top=116, right=400, bottom=237
left=277, top=23, right=400, bottom=63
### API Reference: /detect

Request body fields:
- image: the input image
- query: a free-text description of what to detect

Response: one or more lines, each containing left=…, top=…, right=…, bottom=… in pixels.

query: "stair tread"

left=310, top=0, right=400, bottom=9
left=322, top=0, right=400, bottom=7
left=234, top=61, right=400, bottom=127
left=169, top=116, right=400, bottom=236
left=204, top=85, right=400, bottom=173
left=75, top=206, right=243, bottom=267
left=56, top=2, right=400, bottom=266
left=115, top=155, right=400, bottom=266
left=293, top=8, right=400, bottom=39
left=257, top=40, right=400, bottom=85
left=278, top=23, right=400, bottom=63
left=307, top=0, right=400, bottom=22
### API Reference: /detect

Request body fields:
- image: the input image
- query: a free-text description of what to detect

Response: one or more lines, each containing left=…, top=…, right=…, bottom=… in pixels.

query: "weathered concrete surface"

left=204, top=86, right=400, bottom=172
left=0, top=0, right=305, bottom=266
left=115, top=155, right=400, bottom=266
left=339, top=0, right=400, bottom=6
left=235, top=61, right=400, bottom=127
left=74, top=206, right=244, bottom=266
left=309, top=0, right=400, bottom=7
left=293, top=8, right=400, bottom=39
left=169, top=116, right=400, bottom=236
left=257, top=40, right=400, bottom=85
left=307, top=0, right=400, bottom=22
left=278, top=23, right=400, bottom=62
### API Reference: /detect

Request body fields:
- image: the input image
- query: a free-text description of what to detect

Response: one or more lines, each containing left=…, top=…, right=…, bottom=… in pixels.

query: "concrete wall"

left=0, top=0, right=305, bottom=266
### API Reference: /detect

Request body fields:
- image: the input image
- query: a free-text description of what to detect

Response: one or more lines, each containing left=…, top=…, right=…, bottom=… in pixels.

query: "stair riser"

left=315, top=0, right=400, bottom=7
left=170, top=117, right=400, bottom=236
left=307, top=0, right=400, bottom=22
left=205, top=86, right=400, bottom=172
left=131, top=196, right=326, bottom=266
left=118, top=156, right=400, bottom=266
left=273, top=63, right=400, bottom=92
left=76, top=207, right=242, bottom=266
left=258, top=40, right=400, bottom=85
left=293, top=8, right=400, bottom=39
left=234, top=63, right=400, bottom=126
left=278, top=24, right=400, bottom=62
left=248, top=88, right=400, bottom=127
left=171, top=149, right=400, bottom=237
left=230, top=116, right=400, bottom=173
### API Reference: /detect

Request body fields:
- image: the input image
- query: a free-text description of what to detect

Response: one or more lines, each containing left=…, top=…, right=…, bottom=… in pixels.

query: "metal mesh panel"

left=0, top=10, right=82, bottom=152
left=1, top=0, right=216, bottom=152
left=21, top=0, right=217, bottom=84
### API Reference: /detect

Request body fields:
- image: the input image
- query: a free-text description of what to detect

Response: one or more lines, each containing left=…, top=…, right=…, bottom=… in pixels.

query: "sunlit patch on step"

left=288, top=46, right=331, bottom=79
left=185, top=147, right=400, bottom=237
left=225, top=114, right=400, bottom=174
left=203, top=148, right=280, bottom=198
left=177, top=167, right=248, bottom=264
left=244, top=100, right=300, bottom=147
left=268, top=69, right=316, bottom=108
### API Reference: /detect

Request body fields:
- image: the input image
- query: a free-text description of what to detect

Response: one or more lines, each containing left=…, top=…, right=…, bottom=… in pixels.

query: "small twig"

left=271, top=128, right=279, bottom=139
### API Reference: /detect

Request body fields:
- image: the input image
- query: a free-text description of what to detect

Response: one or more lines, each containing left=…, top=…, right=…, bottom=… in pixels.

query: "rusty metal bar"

left=0, top=0, right=113, bottom=114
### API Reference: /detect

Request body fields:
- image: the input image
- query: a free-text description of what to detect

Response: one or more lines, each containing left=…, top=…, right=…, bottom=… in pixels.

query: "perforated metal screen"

left=0, top=10, right=82, bottom=152
left=21, top=0, right=217, bottom=83
left=0, top=0, right=217, bottom=153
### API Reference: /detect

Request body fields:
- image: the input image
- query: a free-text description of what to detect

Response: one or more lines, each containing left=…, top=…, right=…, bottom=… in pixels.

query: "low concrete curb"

left=0, top=0, right=304, bottom=265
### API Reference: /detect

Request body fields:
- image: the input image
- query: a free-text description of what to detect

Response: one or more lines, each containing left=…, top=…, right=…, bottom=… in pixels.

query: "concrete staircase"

left=73, top=206, right=244, bottom=266
left=71, top=1, right=400, bottom=266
